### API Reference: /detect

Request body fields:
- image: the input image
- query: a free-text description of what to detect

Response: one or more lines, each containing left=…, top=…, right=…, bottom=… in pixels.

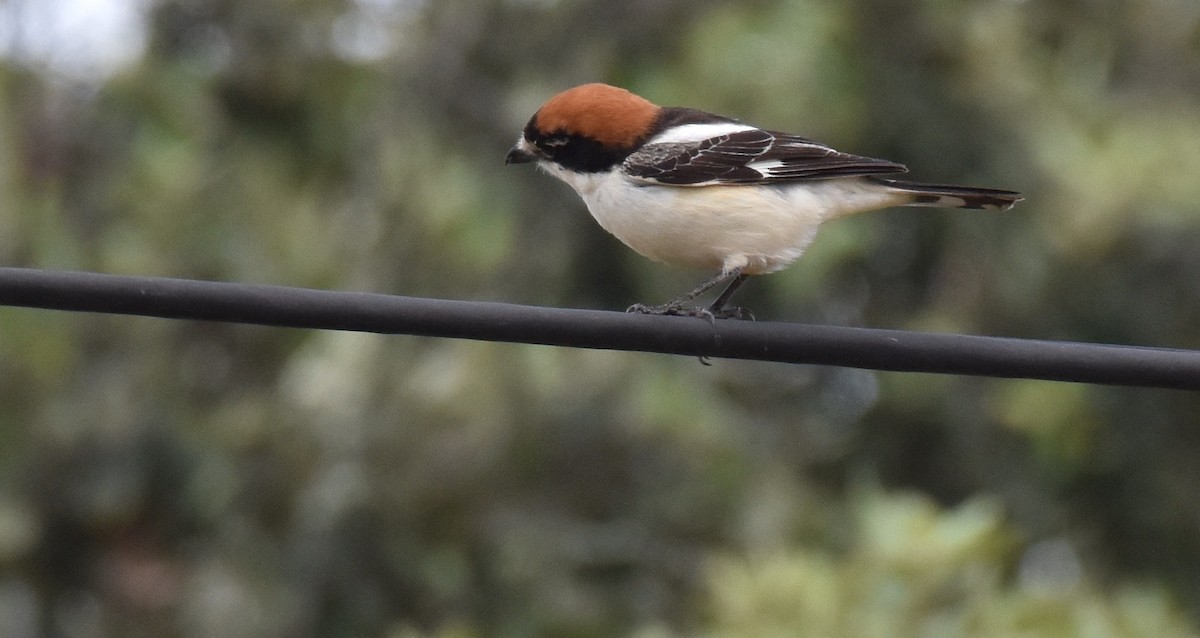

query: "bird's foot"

left=628, top=301, right=700, bottom=316
left=626, top=303, right=754, bottom=321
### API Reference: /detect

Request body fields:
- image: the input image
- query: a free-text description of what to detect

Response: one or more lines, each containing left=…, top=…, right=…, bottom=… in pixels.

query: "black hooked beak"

left=505, top=141, right=538, bottom=165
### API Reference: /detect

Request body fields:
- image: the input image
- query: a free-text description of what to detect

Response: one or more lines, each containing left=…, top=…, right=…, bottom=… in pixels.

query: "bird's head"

left=506, top=83, right=662, bottom=173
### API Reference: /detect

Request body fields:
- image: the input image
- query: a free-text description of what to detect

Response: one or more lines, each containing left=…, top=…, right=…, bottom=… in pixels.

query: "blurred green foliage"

left=1, top=0, right=1199, bottom=636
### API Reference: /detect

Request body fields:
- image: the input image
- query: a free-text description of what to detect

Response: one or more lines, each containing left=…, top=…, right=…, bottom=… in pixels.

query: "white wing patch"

left=746, top=159, right=785, bottom=175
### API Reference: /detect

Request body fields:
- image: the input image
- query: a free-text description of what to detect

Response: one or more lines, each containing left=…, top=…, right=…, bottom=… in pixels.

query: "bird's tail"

left=870, top=177, right=1023, bottom=211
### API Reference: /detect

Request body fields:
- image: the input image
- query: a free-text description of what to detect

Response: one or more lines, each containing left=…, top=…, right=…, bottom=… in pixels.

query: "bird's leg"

left=708, top=273, right=754, bottom=320
left=627, top=268, right=753, bottom=320
left=627, top=270, right=734, bottom=315
left=666, top=270, right=739, bottom=308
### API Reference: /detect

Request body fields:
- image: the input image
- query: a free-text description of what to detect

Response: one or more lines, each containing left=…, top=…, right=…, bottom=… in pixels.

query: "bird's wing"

left=623, top=128, right=907, bottom=186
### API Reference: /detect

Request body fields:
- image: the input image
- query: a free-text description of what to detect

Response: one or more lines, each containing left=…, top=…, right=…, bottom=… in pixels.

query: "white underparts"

left=543, top=164, right=912, bottom=275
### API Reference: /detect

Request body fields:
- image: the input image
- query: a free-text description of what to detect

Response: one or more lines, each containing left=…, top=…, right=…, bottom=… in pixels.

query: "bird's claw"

left=626, top=302, right=753, bottom=366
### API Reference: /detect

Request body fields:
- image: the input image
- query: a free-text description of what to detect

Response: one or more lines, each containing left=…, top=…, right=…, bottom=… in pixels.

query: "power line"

left=0, top=266, right=1196, bottom=390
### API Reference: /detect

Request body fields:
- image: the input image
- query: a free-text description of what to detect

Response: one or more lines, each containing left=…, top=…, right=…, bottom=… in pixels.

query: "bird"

left=506, top=83, right=1021, bottom=319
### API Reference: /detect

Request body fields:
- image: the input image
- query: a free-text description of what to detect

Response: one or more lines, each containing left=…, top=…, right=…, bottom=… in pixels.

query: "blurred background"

left=1, top=0, right=1199, bottom=635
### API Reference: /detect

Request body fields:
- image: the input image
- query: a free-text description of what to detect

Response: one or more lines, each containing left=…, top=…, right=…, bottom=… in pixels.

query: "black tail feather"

left=870, top=177, right=1023, bottom=211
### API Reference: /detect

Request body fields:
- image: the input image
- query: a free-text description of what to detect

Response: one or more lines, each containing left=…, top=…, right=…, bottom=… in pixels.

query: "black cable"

left=0, top=266, right=1196, bottom=390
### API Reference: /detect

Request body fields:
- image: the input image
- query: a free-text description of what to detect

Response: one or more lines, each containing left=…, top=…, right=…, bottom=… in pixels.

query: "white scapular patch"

left=647, top=122, right=755, bottom=144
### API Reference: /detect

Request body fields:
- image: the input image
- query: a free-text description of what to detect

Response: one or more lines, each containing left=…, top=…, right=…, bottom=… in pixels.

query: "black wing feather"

left=624, top=129, right=907, bottom=186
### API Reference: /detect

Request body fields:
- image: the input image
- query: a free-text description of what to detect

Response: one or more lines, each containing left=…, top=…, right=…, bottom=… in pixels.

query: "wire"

left=0, top=266, right=1197, bottom=390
